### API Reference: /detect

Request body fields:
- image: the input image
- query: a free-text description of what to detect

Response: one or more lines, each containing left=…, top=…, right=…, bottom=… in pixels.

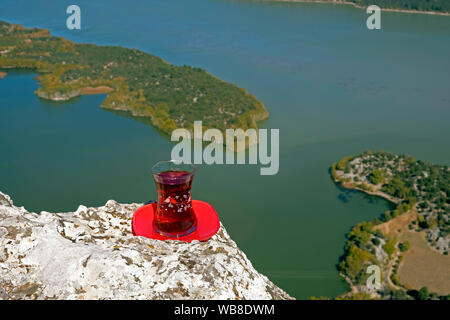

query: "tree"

left=418, top=287, right=430, bottom=300
left=339, top=245, right=373, bottom=279
left=383, top=238, right=397, bottom=258
left=374, top=229, right=384, bottom=239
left=406, top=155, right=415, bottom=164
left=337, top=156, right=353, bottom=170
left=331, top=163, right=338, bottom=180
left=398, top=241, right=410, bottom=252
left=369, top=169, right=386, bottom=185
left=427, top=217, right=437, bottom=229
left=382, top=178, right=411, bottom=199
left=389, top=289, right=409, bottom=300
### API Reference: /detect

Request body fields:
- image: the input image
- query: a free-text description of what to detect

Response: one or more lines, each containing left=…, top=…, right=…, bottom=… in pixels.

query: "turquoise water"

left=1, top=0, right=450, bottom=298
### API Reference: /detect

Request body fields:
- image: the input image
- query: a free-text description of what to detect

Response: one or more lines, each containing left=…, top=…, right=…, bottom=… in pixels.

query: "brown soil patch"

left=81, top=86, right=113, bottom=95
left=374, top=211, right=417, bottom=238
left=398, top=231, right=450, bottom=294
left=374, top=210, right=450, bottom=294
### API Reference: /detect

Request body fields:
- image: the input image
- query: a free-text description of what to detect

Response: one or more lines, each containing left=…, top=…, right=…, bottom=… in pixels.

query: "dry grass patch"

left=81, top=86, right=113, bottom=95
left=374, top=210, right=417, bottom=238
left=375, top=210, right=450, bottom=295
left=397, top=231, right=450, bottom=295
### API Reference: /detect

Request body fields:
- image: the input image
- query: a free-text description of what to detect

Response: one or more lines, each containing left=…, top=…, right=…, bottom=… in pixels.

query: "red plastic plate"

left=132, top=200, right=220, bottom=243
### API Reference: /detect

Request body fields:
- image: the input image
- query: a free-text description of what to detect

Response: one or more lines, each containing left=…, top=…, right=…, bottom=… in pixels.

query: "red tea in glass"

left=151, top=161, right=197, bottom=237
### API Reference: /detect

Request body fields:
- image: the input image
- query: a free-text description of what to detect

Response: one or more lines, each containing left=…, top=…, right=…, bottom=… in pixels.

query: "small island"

left=0, top=21, right=268, bottom=137
left=330, top=150, right=449, bottom=300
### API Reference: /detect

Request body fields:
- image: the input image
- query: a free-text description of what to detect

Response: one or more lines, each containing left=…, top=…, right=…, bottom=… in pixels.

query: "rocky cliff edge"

left=0, top=192, right=293, bottom=300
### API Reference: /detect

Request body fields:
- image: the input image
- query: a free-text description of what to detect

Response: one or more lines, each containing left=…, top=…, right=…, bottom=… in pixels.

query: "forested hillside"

left=0, top=21, right=268, bottom=135
left=349, top=0, right=450, bottom=13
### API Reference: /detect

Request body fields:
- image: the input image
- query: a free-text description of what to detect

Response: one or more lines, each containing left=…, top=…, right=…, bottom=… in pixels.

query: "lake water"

left=1, top=0, right=450, bottom=299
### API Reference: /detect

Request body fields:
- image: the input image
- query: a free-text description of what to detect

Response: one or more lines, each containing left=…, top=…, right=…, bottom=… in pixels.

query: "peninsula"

left=0, top=21, right=268, bottom=137
left=330, top=150, right=449, bottom=300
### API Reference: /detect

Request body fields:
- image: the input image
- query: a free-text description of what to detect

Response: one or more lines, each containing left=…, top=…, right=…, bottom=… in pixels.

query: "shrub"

left=383, top=238, right=397, bottom=258
left=339, top=245, right=373, bottom=279
left=374, top=230, right=384, bottom=239
left=418, top=287, right=430, bottom=300
left=398, top=241, right=410, bottom=252
left=337, top=156, right=353, bottom=170
left=331, top=163, right=338, bottom=180
left=382, top=178, right=411, bottom=199
left=369, top=169, right=387, bottom=185
left=360, top=183, right=373, bottom=192
left=391, top=274, right=401, bottom=286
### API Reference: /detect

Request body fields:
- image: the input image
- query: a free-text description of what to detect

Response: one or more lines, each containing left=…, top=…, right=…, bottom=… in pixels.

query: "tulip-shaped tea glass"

left=151, top=160, right=197, bottom=237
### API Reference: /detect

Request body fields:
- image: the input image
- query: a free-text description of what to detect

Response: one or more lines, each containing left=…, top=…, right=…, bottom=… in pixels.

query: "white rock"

left=0, top=191, right=293, bottom=300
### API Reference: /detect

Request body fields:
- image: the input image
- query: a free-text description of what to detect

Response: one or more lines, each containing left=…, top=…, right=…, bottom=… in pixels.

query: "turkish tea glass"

left=151, top=160, right=197, bottom=237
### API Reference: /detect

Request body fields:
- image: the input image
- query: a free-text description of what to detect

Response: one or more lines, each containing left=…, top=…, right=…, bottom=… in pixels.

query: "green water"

left=1, top=0, right=450, bottom=298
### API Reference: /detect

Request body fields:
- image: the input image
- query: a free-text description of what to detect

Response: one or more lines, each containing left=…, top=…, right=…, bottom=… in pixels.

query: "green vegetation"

left=0, top=21, right=268, bottom=136
left=359, top=182, right=373, bottom=192
left=333, top=150, right=449, bottom=248
left=369, top=169, right=387, bottom=185
left=381, top=201, right=414, bottom=223
left=335, top=292, right=374, bottom=300
left=382, top=178, right=410, bottom=199
left=332, top=150, right=449, bottom=300
left=331, top=163, right=339, bottom=180
left=391, top=274, right=401, bottom=286
left=346, top=0, right=450, bottom=13
left=382, top=238, right=397, bottom=258
left=337, top=156, right=353, bottom=171
left=398, top=241, right=410, bottom=252
left=338, top=221, right=381, bottom=285
left=406, top=286, right=449, bottom=300
left=280, top=0, right=450, bottom=14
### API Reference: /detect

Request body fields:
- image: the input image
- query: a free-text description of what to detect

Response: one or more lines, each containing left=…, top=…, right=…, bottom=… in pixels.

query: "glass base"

left=153, top=222, right=197, bottom=238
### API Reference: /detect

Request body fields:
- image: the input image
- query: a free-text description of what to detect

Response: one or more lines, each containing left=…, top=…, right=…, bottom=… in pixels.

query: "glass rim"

left=151, top=159, right=197, bottom=176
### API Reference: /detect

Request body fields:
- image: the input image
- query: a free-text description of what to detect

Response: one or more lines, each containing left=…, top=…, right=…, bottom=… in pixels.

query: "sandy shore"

left=339, top=180, right=400, bottom=204
left=0, top=71, right=6, bottom=79
left=81, top=86, right=114, bottom=95
left=271, top=0, right=450, bottom=16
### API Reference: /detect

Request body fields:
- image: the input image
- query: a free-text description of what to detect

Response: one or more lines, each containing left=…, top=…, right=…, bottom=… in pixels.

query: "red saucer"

left=132, top=200, right=220, bottom=243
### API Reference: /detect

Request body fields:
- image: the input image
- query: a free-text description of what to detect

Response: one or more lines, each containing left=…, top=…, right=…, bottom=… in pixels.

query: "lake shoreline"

left=2, top=1, right=449, bottom=299
left=272, top=0, right=450, bottom=16
left=330, top=151, right=449, bottom=299
left=0, top=20, right=269, bottom=141
left=332, top=168, right=404, bottom=298
left=34, top=86, right=114, bottom=100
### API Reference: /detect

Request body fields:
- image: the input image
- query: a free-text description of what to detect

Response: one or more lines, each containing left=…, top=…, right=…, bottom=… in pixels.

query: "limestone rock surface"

left=0, top=191, right=293, bottom=300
